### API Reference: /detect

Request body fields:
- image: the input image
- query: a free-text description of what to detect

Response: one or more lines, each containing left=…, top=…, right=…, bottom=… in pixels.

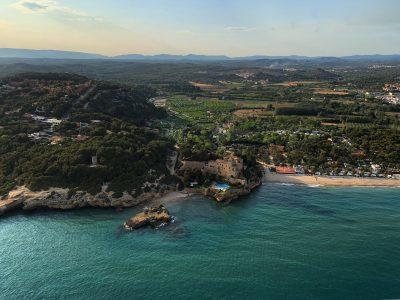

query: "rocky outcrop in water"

left=0, top=186, right=168, bottom=216
left=124, top=205, right=171, bottom=230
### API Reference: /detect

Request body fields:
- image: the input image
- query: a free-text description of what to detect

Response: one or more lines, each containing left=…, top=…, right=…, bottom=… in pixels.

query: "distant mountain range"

left=1, top=48, right=400, bottom=62
left=0, top=48, right=106, bottom=60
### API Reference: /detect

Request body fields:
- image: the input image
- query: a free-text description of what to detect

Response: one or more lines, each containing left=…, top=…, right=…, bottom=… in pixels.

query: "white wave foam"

left=307, top=184, right=323, bottom=188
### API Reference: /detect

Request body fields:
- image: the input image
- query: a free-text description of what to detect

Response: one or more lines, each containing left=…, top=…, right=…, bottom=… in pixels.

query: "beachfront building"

left=276, top=166, right=296, bottom=174
left=294, top=165, right=305, bottom=174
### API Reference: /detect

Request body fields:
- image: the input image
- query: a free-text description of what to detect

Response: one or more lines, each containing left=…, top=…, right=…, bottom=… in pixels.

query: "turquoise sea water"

left=1, top=184, right=400, bottom=299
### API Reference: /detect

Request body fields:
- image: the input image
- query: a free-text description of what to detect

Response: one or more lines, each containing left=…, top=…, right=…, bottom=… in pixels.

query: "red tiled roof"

left=276, top=166, right=296, bottom=174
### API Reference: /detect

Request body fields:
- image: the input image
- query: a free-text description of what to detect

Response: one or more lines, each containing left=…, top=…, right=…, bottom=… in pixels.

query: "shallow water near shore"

left=1, top=184, right=400, bottom=299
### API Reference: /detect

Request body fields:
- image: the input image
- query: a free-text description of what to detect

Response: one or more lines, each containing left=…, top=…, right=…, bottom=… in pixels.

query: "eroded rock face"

left=124, top=205, right=171, bottom=230
left=203, top=179, right=262, bottom=203
left=208, top=187, right=250, bottom=203
left=0, top=186, right=166, bottom=216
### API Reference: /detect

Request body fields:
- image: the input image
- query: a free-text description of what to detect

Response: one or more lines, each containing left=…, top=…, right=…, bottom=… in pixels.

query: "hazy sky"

left=1, top=0, right=399, bottom=56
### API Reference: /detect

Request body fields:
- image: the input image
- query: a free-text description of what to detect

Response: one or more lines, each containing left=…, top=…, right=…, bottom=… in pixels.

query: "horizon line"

left=1, top=47, right=400, bottom=59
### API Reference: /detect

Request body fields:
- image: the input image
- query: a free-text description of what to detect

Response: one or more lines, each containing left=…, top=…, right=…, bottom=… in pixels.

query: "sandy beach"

left=151, top=191, right=191, bottom=205
left=264, top=172, right=400, bottom=187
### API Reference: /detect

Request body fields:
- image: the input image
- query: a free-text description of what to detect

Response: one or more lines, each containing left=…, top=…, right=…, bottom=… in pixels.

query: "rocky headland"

left=178, top=152, right=263, bottom=203
left=210, top=180, right=261, bottom=202
left=0, top=186, right=171, bottom=216
left=0, top=153, right=263, bottom=217
left=124, top=205, right=172, bottom=230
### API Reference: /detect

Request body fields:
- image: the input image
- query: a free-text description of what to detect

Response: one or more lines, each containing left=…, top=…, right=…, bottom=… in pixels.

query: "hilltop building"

left=180, top=153, right=246, bottom=185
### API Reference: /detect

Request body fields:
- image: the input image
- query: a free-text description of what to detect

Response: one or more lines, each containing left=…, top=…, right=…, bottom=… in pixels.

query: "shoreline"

left=264, top=172, right=400, bottom=187
left=152, top=174, right=400, bottom=205
left=151, top=190, right=191, bottom=205
left=2, top=175, right=398, bottom=217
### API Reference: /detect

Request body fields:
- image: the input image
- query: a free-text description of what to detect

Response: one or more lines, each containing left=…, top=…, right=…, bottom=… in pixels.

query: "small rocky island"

left=124, top=205, right=172, bottom=230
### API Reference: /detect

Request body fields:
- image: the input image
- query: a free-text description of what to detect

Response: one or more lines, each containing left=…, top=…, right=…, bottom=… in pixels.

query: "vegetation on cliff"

left=0, top=73, right=172, bottom=196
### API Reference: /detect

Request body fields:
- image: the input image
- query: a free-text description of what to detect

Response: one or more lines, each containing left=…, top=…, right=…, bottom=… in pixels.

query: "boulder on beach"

left=124, top=205, right=171, bottom=230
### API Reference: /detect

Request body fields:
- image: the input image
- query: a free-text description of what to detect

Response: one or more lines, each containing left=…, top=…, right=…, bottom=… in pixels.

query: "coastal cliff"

left=187, top=179, right=261, bottom=203
left=0, top=176, right=261, bottom=216
left=0, top=154, right=263, bottom=216
left=0, top=186, right=170, bottom=216
left=206, top=180, right=261, bottom=203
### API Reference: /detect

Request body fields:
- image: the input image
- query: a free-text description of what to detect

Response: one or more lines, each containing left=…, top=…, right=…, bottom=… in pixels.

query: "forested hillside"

left=0, top=73, right=172, bottom=196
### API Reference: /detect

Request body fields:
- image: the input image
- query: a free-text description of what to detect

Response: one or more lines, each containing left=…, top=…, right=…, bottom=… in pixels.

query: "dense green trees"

left=0, top=129, right=172, bottom=196
left=0, top=73, right=173, bottom=196
left=225, top=115, right=400, bottom=173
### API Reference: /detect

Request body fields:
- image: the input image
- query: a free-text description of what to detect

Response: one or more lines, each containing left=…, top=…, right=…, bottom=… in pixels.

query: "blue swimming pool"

left=214, top=182, right=230, bottom=191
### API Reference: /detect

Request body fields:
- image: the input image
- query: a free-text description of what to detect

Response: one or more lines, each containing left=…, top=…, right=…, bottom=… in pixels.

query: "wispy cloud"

left=10, top=0, right=103, bottom=22
left=18, top=1, right=48, bottom=11
left=224, top=26, right=256, bottom=32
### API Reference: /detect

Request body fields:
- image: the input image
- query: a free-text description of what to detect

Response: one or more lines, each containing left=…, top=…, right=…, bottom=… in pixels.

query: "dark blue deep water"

left=1, top=184, right=400, bottom=299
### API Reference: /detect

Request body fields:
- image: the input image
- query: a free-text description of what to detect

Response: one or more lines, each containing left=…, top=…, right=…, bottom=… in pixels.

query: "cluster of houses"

left=25, top=114, right=63, bottom=126
left=25, top=114, right=63, bottom=142
left=234, top=71, right=255, bottom=79
left=383, top=83, right=400, bottom=92
left=377, top=93, right=400, bottom=105
left=272, top=163, right=400, bottom=179
left=370, top=83, right=400, bottom=105
left=0, top=83, right=19, bottom=91
left=24, top=114, right=104, bottom=144
left=273, top=129, right=324, bottom=137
